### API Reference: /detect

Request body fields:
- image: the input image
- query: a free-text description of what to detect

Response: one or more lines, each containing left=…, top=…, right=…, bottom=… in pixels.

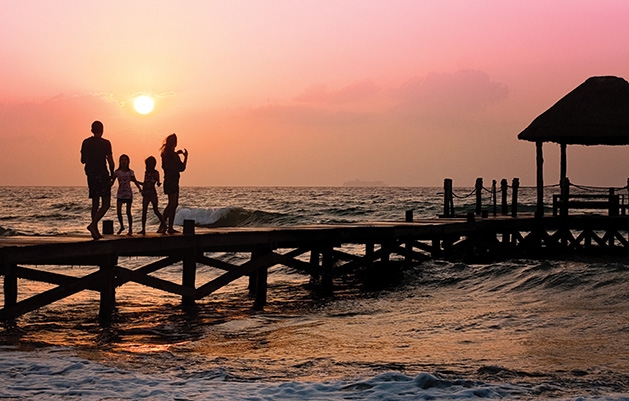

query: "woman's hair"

left=160, top=134, right=177, bottom=155
left=145, top=156, right=157, bottom=171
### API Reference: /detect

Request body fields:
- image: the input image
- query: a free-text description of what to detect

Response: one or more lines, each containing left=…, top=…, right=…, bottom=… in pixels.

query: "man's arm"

left=107, top=154, right=115, bottom=176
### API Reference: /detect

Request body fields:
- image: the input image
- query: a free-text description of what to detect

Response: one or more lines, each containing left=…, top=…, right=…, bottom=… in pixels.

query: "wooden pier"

left=3, top=214, right=629, bottom=325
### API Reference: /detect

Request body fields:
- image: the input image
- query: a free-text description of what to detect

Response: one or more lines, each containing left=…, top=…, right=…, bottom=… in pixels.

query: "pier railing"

left=442, top=177, right=628, bottom=218
left=442, top=177, right=525, bottom=218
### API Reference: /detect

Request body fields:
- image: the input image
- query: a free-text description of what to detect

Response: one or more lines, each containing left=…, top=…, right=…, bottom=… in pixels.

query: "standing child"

left=112, top=154, right=142, bottom=235
left=139, top=156, right=165, bottom=235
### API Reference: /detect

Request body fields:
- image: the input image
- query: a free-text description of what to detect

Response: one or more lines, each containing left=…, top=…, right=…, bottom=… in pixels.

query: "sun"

left=133, top=95, right=155, bottom=115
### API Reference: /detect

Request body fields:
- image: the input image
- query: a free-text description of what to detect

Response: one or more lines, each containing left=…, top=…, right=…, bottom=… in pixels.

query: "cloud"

left=393, top=69, right=509, bottom=118
left=293, top=79, right=380, bottom=104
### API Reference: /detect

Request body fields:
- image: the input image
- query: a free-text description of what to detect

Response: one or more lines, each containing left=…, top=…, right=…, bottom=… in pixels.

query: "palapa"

left=517, top=76, right=629, bottom=217
left=518, top=76, right=629, bottom=145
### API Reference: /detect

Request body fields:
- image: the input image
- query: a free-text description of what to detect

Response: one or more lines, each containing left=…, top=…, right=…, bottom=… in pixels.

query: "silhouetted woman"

left=158, top=133, right=188, bottom=234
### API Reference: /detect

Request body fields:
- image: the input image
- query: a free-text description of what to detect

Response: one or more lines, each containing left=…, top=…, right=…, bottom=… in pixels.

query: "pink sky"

left=1, top=0, right=629, bottom=187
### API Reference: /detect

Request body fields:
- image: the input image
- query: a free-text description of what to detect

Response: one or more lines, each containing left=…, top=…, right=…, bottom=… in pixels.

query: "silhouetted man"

left=81, top=120, right=115, bottom=239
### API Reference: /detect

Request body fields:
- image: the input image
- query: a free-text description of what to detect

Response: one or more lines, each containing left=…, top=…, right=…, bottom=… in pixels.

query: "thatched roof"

left=518, top=76, right=629, bottom=145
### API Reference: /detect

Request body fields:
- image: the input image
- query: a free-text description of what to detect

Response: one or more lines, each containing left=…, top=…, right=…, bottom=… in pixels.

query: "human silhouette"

left=158, top=134, right=188, bottom=234
left=112, top=154, right=142, bottom=235
left=139, top=156, right=165, bottom=235
left=80, top=121, right=115, bottom=239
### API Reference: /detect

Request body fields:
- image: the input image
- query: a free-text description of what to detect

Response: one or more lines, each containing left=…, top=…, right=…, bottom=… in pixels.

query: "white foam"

left=174, top=207, right=235, bottom=226
left=2, top=349, right=621, bottom=400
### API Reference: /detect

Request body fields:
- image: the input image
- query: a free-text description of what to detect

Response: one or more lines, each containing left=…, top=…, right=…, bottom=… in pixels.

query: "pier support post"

left=102, top=220, right=114, bottom=235
left=475, top=178, right=483, bottom=216
left=609, top=188, right=619, bottom=217
left=3, top=263, right=17, bottom=310
left=182, top=249, right=197, bottom=307
left=511, top=178, right=519, bottom=218
left=443, top=179, right=454, bottom=217
left=492, top=180, right=497, bottom=216
left=308, top=248, right=320, bottom=284
left=380, top=243, right=391, bottom=266
left=321, top=248, right=334, bottom=293
left=183, top=219, right=195, bottom=235
left=98, top=254, right=117, bottom=326
left=560, top=178, right=570, bottom=218
left=431, top=238, right=441, bottom=259
left=500, top=179, right=508, bottom=215
left=251, top=248, right=270, bottom=310
left=405, top=211, right=413, bottom=265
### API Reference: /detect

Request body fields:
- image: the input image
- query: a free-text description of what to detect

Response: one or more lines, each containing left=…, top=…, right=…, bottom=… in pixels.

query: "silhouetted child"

left=112, top=154, right=142, bottom=235
left=139, top=156, right=165, bottom=235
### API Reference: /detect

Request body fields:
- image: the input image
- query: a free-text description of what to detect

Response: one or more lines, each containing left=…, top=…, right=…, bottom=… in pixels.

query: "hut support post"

left=536, top=141, right=544, bottom=218
left=560, top=143, right=567, bottom=183
left=98, top=254, right=117, bottom=325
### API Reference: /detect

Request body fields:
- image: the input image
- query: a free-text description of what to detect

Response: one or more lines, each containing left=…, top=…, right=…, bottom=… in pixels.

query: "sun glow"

left=133, top=95, right=155, bottom=114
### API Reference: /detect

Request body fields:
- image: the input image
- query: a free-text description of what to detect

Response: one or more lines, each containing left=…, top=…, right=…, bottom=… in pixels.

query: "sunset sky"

left=1, top=0, right=629, bottom=187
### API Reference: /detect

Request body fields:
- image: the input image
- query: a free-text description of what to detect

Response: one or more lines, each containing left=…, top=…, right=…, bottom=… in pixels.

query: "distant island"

left=342, top=179, right=388, bottom=187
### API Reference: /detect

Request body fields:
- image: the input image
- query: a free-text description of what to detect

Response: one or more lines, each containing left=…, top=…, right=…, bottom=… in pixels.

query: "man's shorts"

left=87, top=174, right=111, bottom=199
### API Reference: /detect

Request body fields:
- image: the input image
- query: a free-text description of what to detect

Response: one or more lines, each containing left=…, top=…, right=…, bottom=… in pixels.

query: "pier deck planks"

left=2, top=215, right=629, bottom=323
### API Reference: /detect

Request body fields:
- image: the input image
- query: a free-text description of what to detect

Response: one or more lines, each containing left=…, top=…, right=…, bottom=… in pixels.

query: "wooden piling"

left=405, top=210, right=413, bottom=264
left=609, top=188, right=619, bottom=217
left=102, top=220, right=114, bottom=235
left=98, top=254, right=117, bottom=325
left=252, top=248, right=270, bottom=309
left=183, top=219, right=195, bottom=235
left=511, top=178, right=519, bottom=218
left=443, top=179, right=454, bottom=217
left=500, top=179, right=508, bottom=215
left=321, top=248, right=334, bottom=292
left=560, top=178, right=570, bottom=218
left=492, top=180, right=497, bottom=216
left=309, top=248, right=320, bottom=283
left=3, top=263, right=17, bottom=310
left=475, top=178, right=483, bottom=216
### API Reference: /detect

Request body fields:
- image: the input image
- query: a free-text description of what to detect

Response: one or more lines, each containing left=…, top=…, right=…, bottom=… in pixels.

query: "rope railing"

left=451, top=188, right=477, bottom=199
left=441, top=177, right=629, bottom=219
left=571, top=183, right=628, bottom=192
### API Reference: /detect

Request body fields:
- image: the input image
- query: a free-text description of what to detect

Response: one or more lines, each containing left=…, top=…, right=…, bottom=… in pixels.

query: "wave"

left=0, top=226, right=18, bottom=236
left=407, top=258, right=629, bottom=302
left=174, top=206, right=294, bottom=227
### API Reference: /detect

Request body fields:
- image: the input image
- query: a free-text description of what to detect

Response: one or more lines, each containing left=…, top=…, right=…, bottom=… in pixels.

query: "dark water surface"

left=1, top=187, right=628, bottom=399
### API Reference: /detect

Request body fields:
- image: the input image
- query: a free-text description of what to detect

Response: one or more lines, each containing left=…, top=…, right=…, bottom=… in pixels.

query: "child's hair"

left=145, top=156, right=157, bottom=171
left=118, top=154, right=130, bottom=168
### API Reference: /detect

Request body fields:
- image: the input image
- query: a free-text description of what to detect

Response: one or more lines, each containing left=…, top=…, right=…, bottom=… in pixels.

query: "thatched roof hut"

left=518, top=76, right=629, bottom=145
left=517, top=76, right=629, bottom=216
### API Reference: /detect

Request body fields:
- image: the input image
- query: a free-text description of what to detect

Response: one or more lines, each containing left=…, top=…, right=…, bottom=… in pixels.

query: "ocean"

left=1, top=186, right=629, bottom=400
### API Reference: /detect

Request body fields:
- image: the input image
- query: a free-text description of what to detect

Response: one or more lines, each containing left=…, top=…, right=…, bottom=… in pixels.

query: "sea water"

left=1, top=186, right=629, bottom=400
